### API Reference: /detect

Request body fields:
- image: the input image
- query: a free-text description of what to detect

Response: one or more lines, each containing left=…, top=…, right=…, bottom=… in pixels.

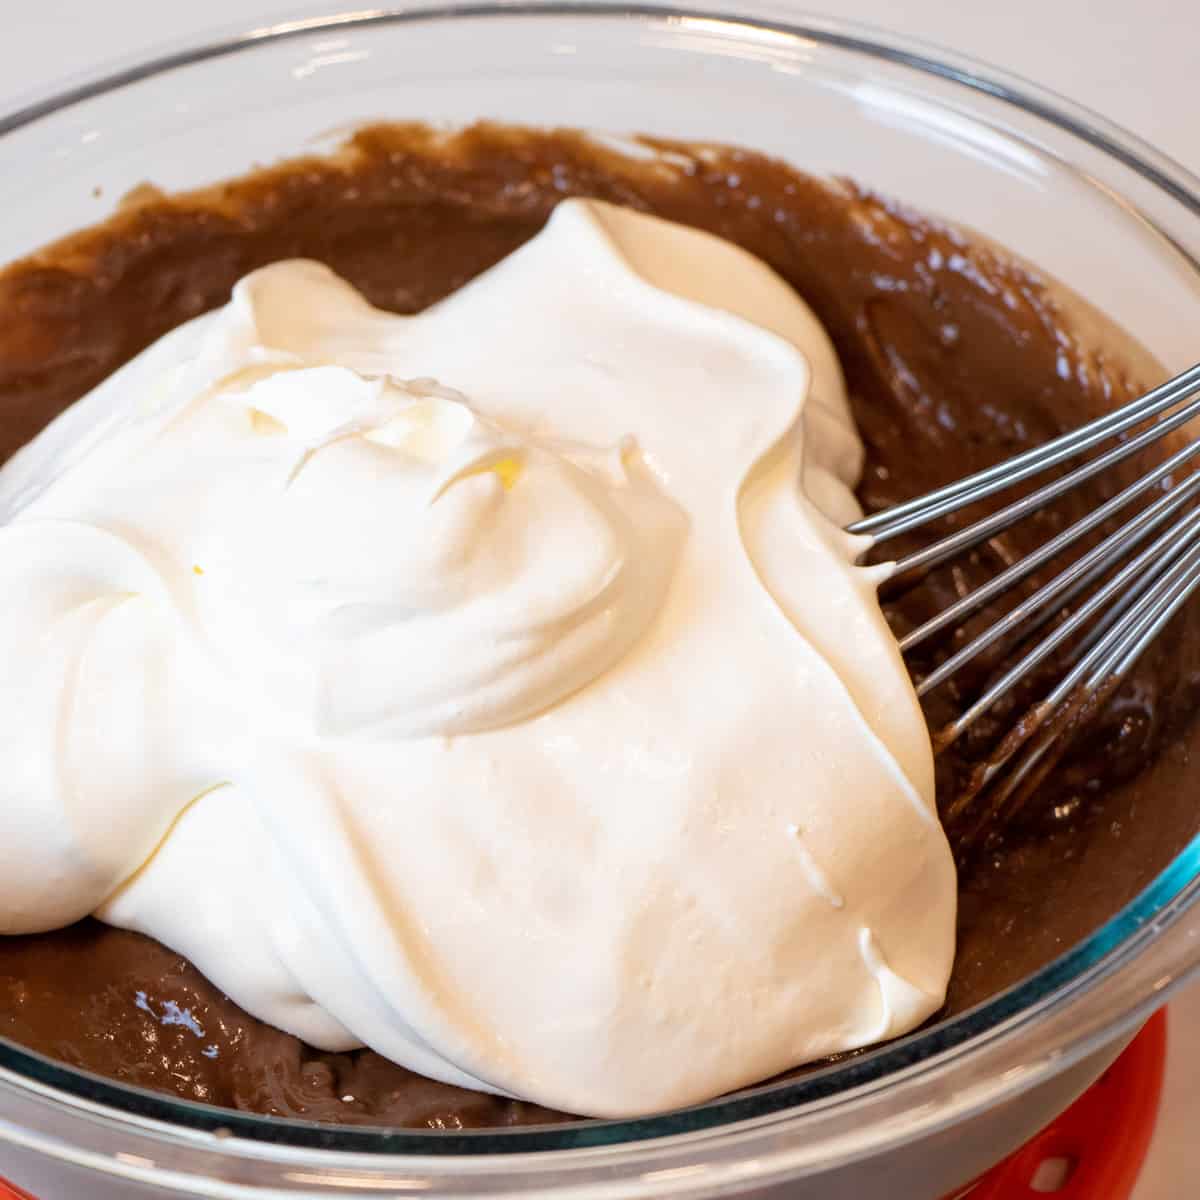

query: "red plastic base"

left=0, top=1011, right=1168, bottom=1200
left=964, top=1009, right=1167, bottom=1199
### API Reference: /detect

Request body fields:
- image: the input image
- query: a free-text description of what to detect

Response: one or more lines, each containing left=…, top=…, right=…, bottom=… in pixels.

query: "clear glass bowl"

left=2, top=4, right=1200, bottom=1197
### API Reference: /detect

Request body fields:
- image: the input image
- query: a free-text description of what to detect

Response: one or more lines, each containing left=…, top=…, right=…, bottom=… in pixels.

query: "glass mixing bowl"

left=2, top=4, right=1200, bottom=1197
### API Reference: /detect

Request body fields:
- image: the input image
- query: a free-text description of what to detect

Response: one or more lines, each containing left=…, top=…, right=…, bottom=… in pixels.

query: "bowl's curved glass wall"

left=1, top=1, right=1199, bottom=1185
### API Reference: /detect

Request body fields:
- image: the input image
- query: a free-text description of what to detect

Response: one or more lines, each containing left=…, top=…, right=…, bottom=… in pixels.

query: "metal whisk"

left=849, top=362, right=1200, bottom=846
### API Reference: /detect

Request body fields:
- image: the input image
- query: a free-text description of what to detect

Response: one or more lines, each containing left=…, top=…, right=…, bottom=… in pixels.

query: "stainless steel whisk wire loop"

left=852, top=362, right=1200, bottom=841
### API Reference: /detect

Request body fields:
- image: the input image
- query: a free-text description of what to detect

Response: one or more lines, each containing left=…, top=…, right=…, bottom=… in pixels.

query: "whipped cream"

left=0, top=198, right=956, bottom=1116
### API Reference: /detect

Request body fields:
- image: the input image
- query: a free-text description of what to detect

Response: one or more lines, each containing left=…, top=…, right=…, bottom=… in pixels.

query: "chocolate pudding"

left=1, top=123, right=1198, bottom=1128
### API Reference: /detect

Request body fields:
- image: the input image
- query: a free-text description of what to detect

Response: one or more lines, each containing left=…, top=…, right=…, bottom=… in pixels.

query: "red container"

left=961, top=1009, right=1167, bottom=1199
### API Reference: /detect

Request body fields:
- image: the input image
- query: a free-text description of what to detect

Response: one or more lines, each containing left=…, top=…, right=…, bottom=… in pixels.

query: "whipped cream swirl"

left=0, top=198, right=956, bottom=1116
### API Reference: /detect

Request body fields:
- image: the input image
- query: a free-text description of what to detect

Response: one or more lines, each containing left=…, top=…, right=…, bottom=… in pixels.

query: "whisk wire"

left=937, top=502, right=1200, bottom=752
left=890, top=389, right=1200, bottom=582
left=897, top=432, right=1200, bottom=652
left=915, top=467, right=1200, bottom=699
left=852, top=361, right=1200, bottom=541
left=980, top=539, right=1200, bottom=824
left=858, top=361, right=1200, bottom=845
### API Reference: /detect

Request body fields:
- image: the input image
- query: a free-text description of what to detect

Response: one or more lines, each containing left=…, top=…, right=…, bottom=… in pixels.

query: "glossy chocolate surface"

left=1, top=124, right=1197, bottom=1127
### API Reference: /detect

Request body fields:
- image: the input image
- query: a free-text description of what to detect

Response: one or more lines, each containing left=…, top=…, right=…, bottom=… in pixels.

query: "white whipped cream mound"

left=0, top=198, right=956, bottom=1116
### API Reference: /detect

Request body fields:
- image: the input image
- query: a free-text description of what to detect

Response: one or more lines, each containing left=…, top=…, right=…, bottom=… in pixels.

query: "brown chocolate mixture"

left=1, top=123, right=1198, bottom=1129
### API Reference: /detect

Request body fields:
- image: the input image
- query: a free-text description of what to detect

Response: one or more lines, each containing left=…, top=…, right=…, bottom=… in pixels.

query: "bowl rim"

left=3, top=0, right=1200, bottom=1169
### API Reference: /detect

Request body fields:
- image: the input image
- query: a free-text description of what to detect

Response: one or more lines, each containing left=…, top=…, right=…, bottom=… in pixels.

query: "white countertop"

left=3, top=2, right=1198, bottom=1196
